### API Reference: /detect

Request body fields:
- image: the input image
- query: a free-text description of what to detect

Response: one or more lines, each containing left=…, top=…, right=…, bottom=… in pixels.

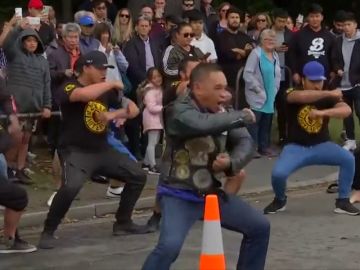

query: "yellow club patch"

left=64, top=83, right=76, bottom=93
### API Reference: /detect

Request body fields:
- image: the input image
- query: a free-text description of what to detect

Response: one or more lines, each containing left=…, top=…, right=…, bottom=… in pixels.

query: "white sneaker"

left=106, top=186, right=124, bottom=198
left=47, top=192, right=57, bottom=207
left=343, top=140, right=357, bottom=151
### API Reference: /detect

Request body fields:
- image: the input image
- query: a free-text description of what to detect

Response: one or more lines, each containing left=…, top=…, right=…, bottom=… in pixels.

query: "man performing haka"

left=39, top=51, right=150, bottom=249
left=264, top=61, right=360, bottom=215
left=142, top=63, right=270, bottom=270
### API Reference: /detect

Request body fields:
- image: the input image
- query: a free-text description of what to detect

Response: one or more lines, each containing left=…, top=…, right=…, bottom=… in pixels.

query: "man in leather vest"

left=142, top=63, right=270, bottom=270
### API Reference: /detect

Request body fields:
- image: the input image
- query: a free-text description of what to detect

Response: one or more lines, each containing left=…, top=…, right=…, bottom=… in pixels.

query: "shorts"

left=0, top=180, right=28, bottom=211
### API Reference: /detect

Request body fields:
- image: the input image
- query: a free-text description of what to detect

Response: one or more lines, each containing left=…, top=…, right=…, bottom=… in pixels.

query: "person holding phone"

left=27, top=0, right=55, bottom=47
left=188, top=9, right=218, bottom=63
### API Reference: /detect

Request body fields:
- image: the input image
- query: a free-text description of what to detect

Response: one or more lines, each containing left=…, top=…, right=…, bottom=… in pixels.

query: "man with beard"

left=217, top=7, right=254, bottom=108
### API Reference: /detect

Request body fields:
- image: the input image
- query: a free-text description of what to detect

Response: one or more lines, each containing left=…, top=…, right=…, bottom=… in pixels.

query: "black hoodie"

left=289, top=25, right=335, bottom=77
left=3, top=27, right=51, bottom=113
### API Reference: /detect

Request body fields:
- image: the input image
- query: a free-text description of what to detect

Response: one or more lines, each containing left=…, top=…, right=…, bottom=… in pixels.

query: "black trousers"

left=43, top=147, right=147, bottom=233
left=342, top=87, right=360, bottom=140
left=0, top=178, right=28, bottom=211
left=353, top=149, right=360, bottom=190
left=275, top=81, right=288, bottom=143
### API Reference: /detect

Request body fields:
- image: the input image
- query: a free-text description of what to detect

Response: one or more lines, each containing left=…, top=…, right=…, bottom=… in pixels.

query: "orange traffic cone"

left=199, top=195, right=226, bottom=270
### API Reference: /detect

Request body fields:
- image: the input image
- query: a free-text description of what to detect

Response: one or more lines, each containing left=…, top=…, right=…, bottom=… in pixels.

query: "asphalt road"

left=1, top=188, right=360, bottom=270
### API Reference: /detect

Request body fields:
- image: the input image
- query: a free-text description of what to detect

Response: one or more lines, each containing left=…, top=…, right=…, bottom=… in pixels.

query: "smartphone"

left=15, top=8, right=22, bottom=19
left=203, top=52, right=211, bottom=60
left=27, top=16, right=41, bottom=26
left=42, top=5, right=51, bottom=16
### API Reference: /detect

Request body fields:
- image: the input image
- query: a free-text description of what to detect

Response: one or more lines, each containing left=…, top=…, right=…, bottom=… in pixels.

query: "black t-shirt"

left=56, top=78, right=119, bottom=151
left=286, top=89, right=337, bottom=146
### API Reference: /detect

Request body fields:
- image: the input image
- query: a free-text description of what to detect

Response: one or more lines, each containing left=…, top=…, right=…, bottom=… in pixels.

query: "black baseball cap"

left=186, top=10, right=204, bottom=22
left=75, top=51, right=114, bottom=72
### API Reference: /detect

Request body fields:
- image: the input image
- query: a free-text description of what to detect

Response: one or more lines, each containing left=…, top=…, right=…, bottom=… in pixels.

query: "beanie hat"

left=28, top=0, right=44, bottom=10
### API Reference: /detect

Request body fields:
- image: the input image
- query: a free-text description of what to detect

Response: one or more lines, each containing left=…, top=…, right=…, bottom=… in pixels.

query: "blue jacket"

left=79, top=35, right=100, bottom=55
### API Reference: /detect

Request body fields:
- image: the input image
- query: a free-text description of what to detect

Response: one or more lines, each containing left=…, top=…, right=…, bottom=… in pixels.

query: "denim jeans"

left=272, top=142, right=354, bottom=200
left=0, top=153, right=8, bottom=180
left=247, top=111, right=273, bottom=152
left=107, top=131, right=137, bottom=161
left=142, top=195, right=270, bottom=270
left=342, top=87, right=360, bottom=140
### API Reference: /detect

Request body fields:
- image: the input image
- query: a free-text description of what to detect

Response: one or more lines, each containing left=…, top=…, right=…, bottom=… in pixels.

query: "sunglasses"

left=120, top=14, right=130, bottom=18
left=183, top=32, right=195, bottom=38
left=183, top=4, right=194, bottom=7
left=257, top=19, right=266, bottom=22
left=221, top=9, right=229, bottom=13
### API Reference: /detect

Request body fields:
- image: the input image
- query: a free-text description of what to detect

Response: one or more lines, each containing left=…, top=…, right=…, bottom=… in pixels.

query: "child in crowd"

left=142, top=68, right=164, bottom=175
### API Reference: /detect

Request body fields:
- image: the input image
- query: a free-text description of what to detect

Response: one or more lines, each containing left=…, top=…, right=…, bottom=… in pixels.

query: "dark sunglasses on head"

left=183, top=32, right=195, bottom=38
left=120, top=14, right=130, bottom=18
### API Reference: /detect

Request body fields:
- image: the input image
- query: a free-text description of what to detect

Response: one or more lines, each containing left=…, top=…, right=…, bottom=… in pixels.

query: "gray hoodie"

left=341, top=30, right=360, bottom=90
left=3, top=27, right=51, bottom=113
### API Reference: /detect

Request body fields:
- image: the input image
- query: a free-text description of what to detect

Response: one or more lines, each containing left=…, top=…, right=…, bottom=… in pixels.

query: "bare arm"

left=287, top=89, right=342, bottom=104
left=0, top=24, right=12, bottom=47
left=69, top=81, right=123, bottom=103
left=320, top=102, right=351, bottom=119
left=126, top=98, right=140, bottom=118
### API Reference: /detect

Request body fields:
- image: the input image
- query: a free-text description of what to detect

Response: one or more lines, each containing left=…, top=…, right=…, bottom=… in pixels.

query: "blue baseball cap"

left=79, top=15, right=95, bottom=26
left=303, top=61, right=326, bottom=81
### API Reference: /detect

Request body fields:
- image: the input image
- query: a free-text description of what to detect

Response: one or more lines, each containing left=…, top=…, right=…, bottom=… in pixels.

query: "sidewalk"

left=1, top=153, right=339, bottom=228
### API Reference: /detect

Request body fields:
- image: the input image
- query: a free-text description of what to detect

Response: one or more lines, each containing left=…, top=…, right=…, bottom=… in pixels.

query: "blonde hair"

left=113, top=8, right=134, bottom=46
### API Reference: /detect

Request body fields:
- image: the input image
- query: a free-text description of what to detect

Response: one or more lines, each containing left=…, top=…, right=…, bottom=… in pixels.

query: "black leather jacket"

left=160, top=92, right=255, bottom=192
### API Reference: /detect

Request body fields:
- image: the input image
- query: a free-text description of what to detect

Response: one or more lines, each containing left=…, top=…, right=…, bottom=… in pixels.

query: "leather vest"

left=161, top=132, right=228, bottom=193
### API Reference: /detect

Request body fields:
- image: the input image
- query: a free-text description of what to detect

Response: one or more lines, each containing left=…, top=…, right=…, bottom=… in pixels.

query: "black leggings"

left=0, top=179, right=28, bottom=211
left=353, top=149, right=360, bottom=190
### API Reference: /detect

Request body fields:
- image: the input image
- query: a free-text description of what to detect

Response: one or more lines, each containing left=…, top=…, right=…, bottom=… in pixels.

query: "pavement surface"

left=0, top=155, right=339, bottom=228
left=1, top=188, right=360, bottom=270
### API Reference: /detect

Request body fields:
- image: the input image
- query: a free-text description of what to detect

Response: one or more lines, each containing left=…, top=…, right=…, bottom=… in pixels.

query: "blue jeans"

left=142, top=195, right=270, bottom=270
left=0, top=153, right=8, bottom=180
left=247, top=111, right=273, bottom=152
left=107, top=131, right=137, bottom=161
left=272, top=142, right=354, bottom=200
